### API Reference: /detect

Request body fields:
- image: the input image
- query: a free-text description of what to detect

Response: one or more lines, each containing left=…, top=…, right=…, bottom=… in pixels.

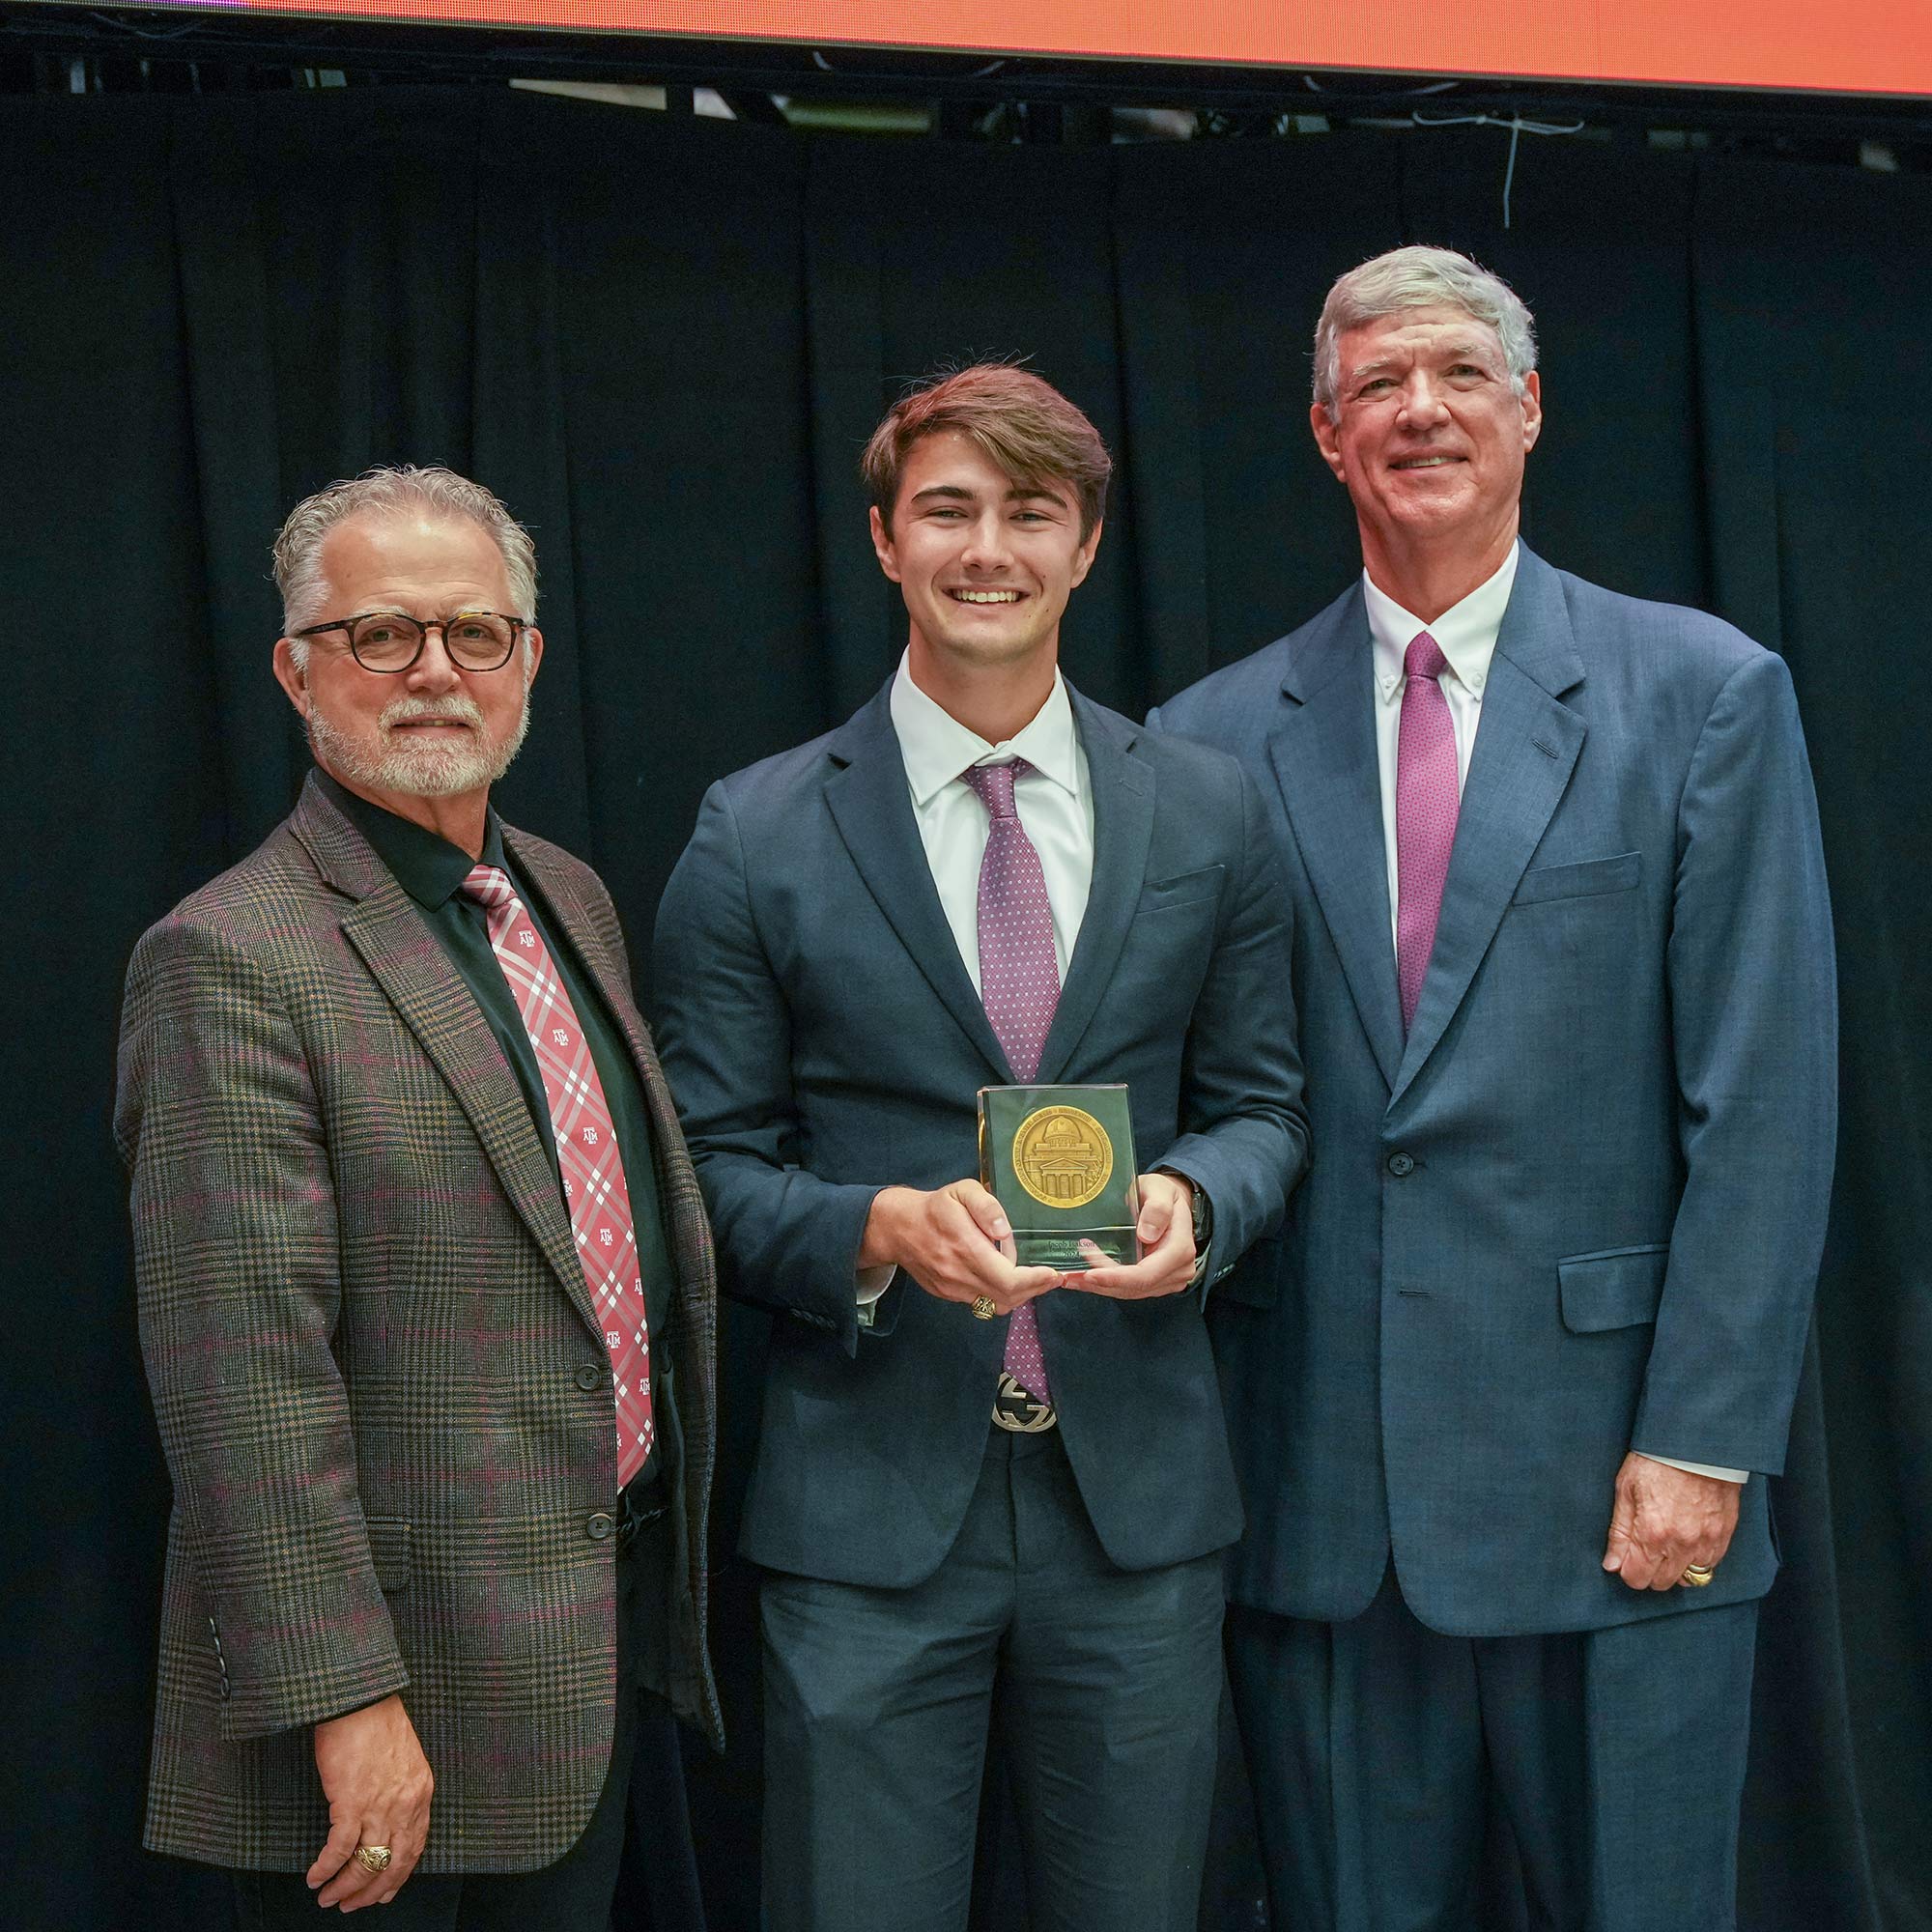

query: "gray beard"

left=308, top=686, right=532, bottom=799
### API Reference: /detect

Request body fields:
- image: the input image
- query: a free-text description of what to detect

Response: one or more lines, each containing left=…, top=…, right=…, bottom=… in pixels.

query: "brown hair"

left=861, top=363, right=1112, bottom=542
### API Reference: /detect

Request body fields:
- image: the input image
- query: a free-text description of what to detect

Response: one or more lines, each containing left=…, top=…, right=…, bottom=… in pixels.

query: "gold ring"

left=354, top=1845, right=394, bottom=1874
left=970, top=1294, right=997, bottom=1321
left=1680, top=1563, right=1716, bottom=1588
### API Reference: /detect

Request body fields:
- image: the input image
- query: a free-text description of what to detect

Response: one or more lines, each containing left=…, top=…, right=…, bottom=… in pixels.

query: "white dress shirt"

left=856, top=656, right=1096, bottom=1307
left=1366, top=545, right=1744, bottom=1487
left=888, top=652, right=1094, bottom=989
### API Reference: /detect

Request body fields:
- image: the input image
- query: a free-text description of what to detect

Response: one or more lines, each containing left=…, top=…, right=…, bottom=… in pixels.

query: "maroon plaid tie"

left=963, top=759, right=1057, bottom=1407
left=463, top=865, right=654, bottom=1489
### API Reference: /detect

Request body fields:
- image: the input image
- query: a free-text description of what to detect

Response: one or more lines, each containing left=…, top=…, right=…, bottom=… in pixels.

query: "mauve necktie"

left=463, top=864, right=654, bottom=1488
left=1395, top=631, right=1460, bottom=1033
left=963, top=758, right=1056, bottom=1406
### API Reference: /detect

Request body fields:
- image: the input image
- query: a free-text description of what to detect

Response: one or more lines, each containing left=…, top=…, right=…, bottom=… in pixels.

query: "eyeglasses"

left=290, top=610, right=530, bottom=674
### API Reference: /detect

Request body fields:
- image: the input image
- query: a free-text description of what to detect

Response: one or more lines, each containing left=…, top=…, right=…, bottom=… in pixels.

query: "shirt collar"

left=315, top=769, right=508, bottom=909
left=1364, top=540, right=1520, bottom=700
left=888, top=651, right=1082, bottom=808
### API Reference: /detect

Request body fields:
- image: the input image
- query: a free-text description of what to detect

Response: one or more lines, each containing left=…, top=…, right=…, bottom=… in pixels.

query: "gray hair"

left=1312, top=245, right=1537, bottom=419
left=274, top=465, right=538, bottom=663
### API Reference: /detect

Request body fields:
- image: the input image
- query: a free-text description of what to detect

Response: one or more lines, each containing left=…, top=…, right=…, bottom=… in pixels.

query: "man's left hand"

left=1601, top=1452, right=1741, bottom=1591
left=1063, top=1172, right=1197, bottom=1300
left=308, top=1692, right=435, bottom=1910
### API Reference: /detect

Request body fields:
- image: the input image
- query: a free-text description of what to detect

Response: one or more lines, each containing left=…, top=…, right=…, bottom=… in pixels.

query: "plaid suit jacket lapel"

left=501, top=827, right=719, bottom=1318
left=289, top=778, right=608, bottom=1350
left=503, top=824, right=724, bottom=1747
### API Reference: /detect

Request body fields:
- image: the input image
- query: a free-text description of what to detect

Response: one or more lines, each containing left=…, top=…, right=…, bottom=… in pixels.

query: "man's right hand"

left=859, top=1181, right=1063, bottom=1312
left=308, top=1692, right=434, bottom=1912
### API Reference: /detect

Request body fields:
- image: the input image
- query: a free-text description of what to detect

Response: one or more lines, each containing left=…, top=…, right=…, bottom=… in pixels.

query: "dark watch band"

left=1155, top=1169, right=1213, bottom=1283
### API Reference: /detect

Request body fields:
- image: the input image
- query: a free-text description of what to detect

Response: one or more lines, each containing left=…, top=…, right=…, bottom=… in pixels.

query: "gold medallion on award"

left=1011, top=1105, right=1114, bottom=1210
left=978, top=1084, right=1139, bottom=1268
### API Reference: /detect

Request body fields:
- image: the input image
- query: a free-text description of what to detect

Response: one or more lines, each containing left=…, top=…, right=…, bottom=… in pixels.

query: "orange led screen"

left=119, top=0, right=1932, bottom=97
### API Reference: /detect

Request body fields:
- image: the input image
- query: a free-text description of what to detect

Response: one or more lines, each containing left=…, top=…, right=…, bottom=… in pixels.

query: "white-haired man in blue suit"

left=1151, top=245, right=1836, bottom=1931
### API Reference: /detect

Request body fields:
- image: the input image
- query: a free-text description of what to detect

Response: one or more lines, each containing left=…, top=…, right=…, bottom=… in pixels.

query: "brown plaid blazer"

left=114, top=774, right=721, bottom=1874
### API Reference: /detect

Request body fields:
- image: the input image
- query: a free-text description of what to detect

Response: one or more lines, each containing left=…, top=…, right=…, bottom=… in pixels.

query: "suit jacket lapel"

left=823, top=687, right=1013, bottom=1081
left=502, top=829, right=719, bottom=1309
left=503, top=828, right=652, bottom=1100
left=1034, top=691, right=1155, bottom=1085
left=1267, top=588, right=1406, bottom=1092
left=292, top=780, right=605, bottom=1344
left=1390, top=547, right=1587, bottom=1106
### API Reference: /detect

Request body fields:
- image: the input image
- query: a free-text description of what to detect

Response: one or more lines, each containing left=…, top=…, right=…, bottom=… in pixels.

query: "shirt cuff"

left=1639, top=1452, right=1747, bottom=1484
left=856, top=1264, right=895, bottom=1307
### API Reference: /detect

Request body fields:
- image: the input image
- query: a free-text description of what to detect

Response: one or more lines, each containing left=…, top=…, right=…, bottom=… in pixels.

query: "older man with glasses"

left=116, top=466, right=719, bottom=1929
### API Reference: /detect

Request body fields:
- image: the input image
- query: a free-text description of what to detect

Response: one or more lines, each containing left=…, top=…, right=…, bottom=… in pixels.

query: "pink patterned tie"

left=463, top=865, right=654, bottom=1489
left=1395, top=632, right=1460, bottom=1033
left=963, top=759, right=1057, bottom=1407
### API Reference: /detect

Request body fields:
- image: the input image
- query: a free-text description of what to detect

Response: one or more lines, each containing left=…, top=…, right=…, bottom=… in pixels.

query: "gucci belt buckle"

left=992, top=1372, right=1057, bottom=1434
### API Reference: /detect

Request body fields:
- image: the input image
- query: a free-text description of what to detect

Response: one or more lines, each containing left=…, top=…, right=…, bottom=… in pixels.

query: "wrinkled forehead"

left=1339, top=304, right=1509, bottom=373
left=321, top=506, right=502, bottom=566
left=314, top=509, right=515, bottom=603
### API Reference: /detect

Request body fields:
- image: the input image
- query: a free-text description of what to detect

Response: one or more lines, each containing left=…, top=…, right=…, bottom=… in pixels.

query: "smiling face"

left=869, top=430, right=1100, bottom=684
left=1312, top=304, right=1542, bottom=582
left=271, top=510, right=543, bottom=820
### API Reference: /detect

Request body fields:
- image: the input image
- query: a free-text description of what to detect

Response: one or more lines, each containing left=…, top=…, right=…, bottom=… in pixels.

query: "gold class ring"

left=354, top=1845, right=394, bottom=1874
left=970, top=1294, right=998, bottom=1321
left=1679, top=1563, right=1717, bottom=1588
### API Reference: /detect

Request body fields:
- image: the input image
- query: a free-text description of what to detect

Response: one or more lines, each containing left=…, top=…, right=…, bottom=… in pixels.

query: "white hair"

left=274, top=465, right=538, bottom=664
left=1313, top=245, right=1538, bottom=419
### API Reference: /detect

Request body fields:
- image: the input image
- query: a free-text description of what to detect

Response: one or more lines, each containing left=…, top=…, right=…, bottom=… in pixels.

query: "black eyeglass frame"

left=289, top=610, right=532, bottom=674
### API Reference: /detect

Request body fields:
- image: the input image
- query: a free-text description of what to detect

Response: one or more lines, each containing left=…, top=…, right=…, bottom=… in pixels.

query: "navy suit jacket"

left=1151, top=546, right=1836, bottom=1637
left=653, top=679, right=1308, bottom=1588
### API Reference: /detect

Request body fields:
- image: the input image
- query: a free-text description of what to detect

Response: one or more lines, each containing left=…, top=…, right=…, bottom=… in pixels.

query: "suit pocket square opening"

left=364, top=1516, right=413, bottom=1595
left=1136, top=864, right=1225, bottom=913
left=1512, top=850, right=1641, bottom=906
left=1557, top=1244, right=1669, bottom=1333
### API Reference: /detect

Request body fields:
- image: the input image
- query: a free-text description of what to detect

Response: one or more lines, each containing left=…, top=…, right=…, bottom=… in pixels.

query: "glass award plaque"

left=977, top=1083, right=1140, bottom=1270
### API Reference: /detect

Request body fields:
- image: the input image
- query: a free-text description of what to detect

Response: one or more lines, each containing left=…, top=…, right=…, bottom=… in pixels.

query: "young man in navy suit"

left=1152, top=247, right=1836, bottom=1931
left=654, top=365, right=1307, bottom=1931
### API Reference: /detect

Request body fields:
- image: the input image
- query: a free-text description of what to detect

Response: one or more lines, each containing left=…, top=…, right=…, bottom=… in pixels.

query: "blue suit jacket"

left=653, top=680, right=1309, bottom=1588
left=1151, top=547, right=1836, bottom=1636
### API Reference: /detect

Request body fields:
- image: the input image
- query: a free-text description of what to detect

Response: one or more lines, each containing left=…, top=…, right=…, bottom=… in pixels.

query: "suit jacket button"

left=586, top=1512, right=616, bottom=1541
left=576, top=1363, right=607, bottom=1391
left=1387, top=1151, right=1415, bottom=1178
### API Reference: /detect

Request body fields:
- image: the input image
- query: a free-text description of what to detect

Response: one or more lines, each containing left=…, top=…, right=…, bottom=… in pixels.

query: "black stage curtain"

left=1, top=89, right=1922, bottom=1931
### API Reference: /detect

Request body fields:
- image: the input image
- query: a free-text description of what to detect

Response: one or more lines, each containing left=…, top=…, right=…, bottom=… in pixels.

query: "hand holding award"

left=855, top=1177, right=1064, bottom=1314
left=978, top=1084, right=1200, bottom=1299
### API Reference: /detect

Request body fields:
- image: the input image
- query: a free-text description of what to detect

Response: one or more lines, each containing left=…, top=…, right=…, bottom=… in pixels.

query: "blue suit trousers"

left=760, top=1429, right=1225, bottom=1932
left=1227, top=1571, right=1758, bottom=1932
